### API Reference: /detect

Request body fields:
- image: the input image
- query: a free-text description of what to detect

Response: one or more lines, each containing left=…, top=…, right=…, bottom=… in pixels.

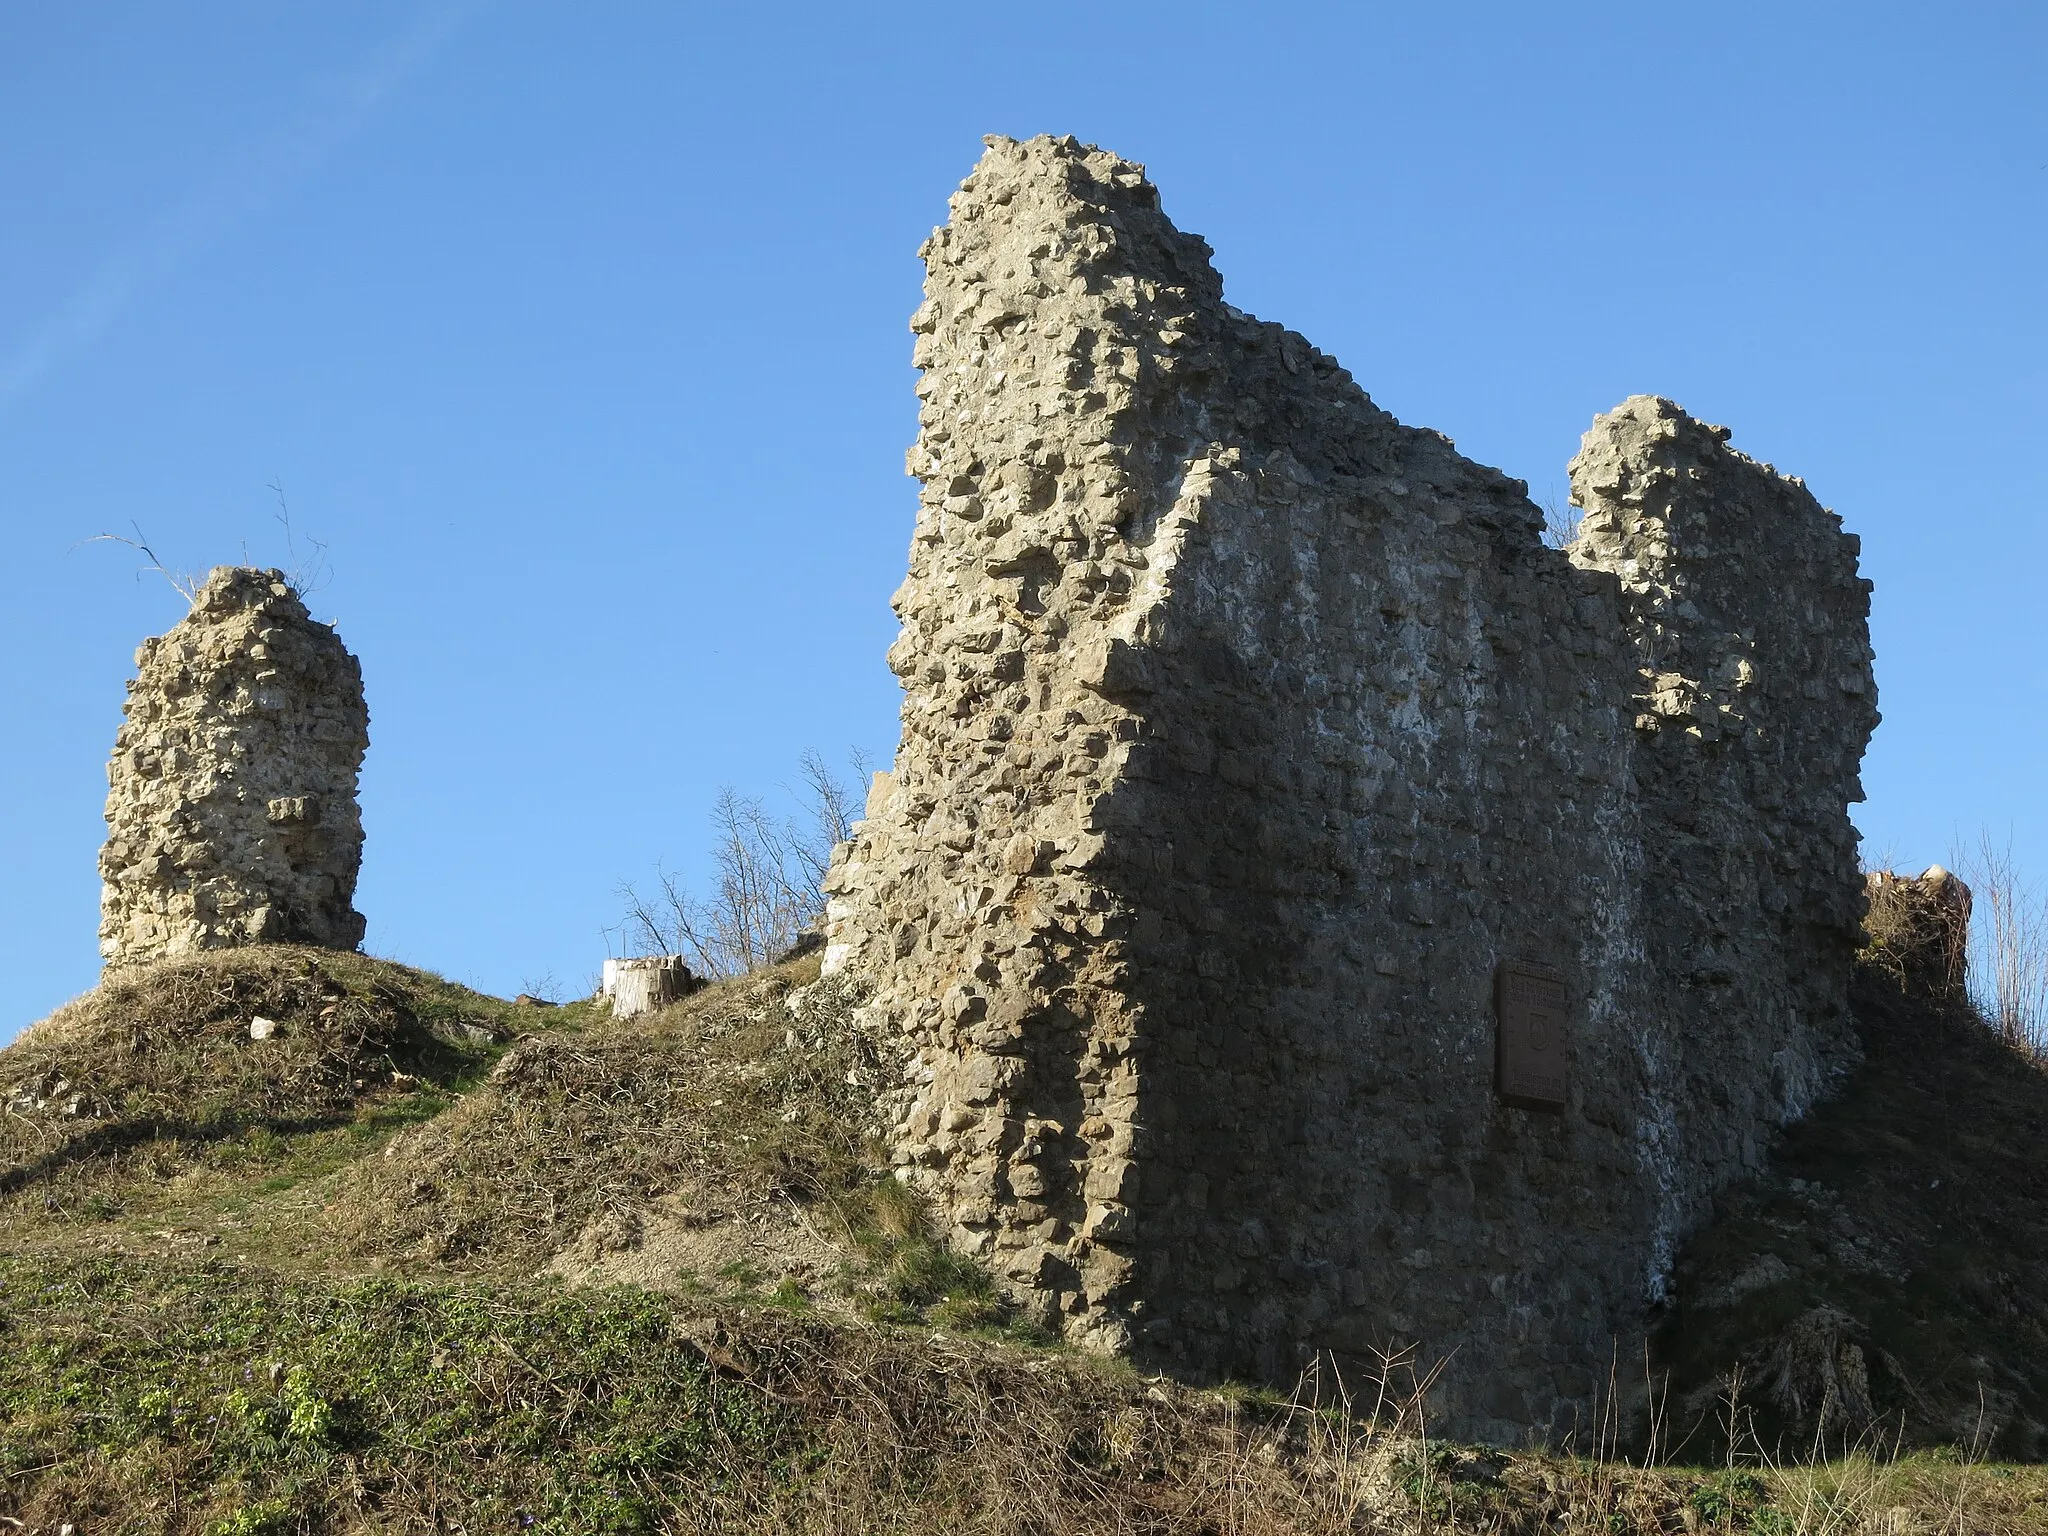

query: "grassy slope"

left=0, top=947, right=525, bottom=1266
left=1658, top=966, right=2048, bottom=1461
left=3, top=947, right=2047, bottom=1533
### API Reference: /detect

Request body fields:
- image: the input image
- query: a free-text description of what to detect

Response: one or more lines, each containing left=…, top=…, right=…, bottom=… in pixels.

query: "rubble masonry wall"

left=100, top=567, right=368, bottom=969
left=820, top=135, right=1876, bottom=1440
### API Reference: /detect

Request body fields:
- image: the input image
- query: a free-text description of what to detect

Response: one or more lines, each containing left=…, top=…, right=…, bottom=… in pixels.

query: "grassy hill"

left=5, top=945, right=2048, bottom=1533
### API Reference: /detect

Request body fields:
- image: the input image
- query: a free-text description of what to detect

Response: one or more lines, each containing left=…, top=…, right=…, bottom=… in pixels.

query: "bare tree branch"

left=269, top=480, right=333, bottom=598
left=618, top=752, right=865, bottom=978
left=1967, top=833, right=2048, bottom=1056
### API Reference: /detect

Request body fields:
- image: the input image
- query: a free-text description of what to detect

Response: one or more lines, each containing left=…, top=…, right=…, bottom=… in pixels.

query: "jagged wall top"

left=100, top=566, right=369, bottom=968
left=900, top=136, right=1225, bottom=573
left=826, top=136, right=1876, bottom=1440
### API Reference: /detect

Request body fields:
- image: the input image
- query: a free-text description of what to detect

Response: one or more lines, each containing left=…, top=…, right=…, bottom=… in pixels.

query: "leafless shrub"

left=82, top=485, right=332, bottom=606
left=266, top=479, right=331, bottom=598
left=620, top=750, right=867, bottom=978
left=1860, top=863, right=1972, bottom=1001
left=515, top=971, right=561, bottom=1004
left=1541, top=494, right=1585, bottom=550
left=1962, top=834, right=2048, bottom=1057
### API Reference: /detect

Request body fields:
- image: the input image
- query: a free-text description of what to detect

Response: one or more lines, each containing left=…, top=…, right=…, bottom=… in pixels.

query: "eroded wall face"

left=1569, top=399, right=1878, bottom=1193
left=1092, top=415, right=1659, bottom=1435
left=100, top=567, right=369, bottom=968
left=821, top=137, right=1219, bottom=1350
left=825, top=134, right=1875, bottom=1439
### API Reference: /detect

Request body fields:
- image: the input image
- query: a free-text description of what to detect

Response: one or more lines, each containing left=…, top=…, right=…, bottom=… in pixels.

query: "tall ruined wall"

left=100, top=567, right=369, bottom=968
left=1567, top=400, right=1879, bottom=1263
left=823, top=135, right=1875, bottom=1440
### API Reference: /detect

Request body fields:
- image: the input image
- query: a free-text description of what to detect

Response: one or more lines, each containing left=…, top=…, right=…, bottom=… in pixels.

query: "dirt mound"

left=1660, top=960, right=2048, bottom=1459
left=325, top=956, right=898, bottom=1298
left=1, top=946, right=517, bottom=1217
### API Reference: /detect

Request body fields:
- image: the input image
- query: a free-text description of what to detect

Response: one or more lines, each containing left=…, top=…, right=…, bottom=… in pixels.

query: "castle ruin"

left=822, top=135, right=1877, bottom=1438
left=99, top=567, right=369, bottom=969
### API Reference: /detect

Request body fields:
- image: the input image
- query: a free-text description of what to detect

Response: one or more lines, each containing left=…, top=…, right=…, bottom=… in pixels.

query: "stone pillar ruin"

left=99, top=566, right=369, bottom=969
left=822, top=135, right=1877, bottom=1438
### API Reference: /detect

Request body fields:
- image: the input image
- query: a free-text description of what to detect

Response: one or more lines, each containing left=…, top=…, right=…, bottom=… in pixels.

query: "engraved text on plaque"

left=1496, top=960, right=1567, bottom=1112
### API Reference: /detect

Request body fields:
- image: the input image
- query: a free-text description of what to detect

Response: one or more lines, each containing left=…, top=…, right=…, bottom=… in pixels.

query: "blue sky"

left=3, top=2, right=2043, bottom=1037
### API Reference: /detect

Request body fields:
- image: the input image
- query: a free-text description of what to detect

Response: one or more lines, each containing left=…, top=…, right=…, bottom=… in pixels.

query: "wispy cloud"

left=0, top=2, right=479, bottom=414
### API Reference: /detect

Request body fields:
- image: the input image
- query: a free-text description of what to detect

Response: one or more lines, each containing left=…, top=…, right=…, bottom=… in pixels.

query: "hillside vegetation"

left=4, top=944, right=2048, bottom=1532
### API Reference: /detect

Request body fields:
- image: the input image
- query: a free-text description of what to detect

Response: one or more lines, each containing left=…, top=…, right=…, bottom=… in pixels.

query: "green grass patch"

left=0, top=1253, right=794, bottom=1532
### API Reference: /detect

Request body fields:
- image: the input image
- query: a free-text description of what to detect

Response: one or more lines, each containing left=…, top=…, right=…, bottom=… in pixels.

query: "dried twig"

left=79, top=522, right=203, bottom=603
left=268, top=479, right=332, bottom=598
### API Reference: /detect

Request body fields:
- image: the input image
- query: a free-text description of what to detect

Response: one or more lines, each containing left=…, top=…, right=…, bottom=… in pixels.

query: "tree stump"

left=602, top=955, right=698, bottom=1019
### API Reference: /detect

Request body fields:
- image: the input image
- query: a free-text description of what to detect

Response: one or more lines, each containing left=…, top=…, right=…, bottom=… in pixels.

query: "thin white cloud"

left=0, top=2, right=479, bottom=413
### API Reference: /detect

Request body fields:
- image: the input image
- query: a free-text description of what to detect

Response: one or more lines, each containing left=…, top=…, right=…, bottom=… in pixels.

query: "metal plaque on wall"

left=1495, top=960, right=1567, bottom=1113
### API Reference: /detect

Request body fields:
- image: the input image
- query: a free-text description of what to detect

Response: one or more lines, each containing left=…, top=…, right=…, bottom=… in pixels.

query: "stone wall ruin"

left=100, top=567, right=369, bottom=969
left=822, top=135, right=1877, bottom=1439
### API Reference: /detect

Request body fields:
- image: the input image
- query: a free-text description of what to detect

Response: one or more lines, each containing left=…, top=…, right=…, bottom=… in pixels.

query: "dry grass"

left=8, top=948, right=2048, bottom=1532
left=12, top=1250, right=2042, bottom=1535
left=321, top=956, right=894, bottom=1280
left=0, top=947, right=535, bottom=1244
